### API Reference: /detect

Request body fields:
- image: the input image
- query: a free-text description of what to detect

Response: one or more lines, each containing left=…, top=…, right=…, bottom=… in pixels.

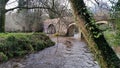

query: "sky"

left=6, top=0, right=115, bottom=10
left=84, top=0, right=113, bottom=7
left=6, top=0, right=18, bottom=9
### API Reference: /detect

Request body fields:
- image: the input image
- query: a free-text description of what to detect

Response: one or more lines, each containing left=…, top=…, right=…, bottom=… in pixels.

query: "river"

left=0, top=36, right=100, bottom=68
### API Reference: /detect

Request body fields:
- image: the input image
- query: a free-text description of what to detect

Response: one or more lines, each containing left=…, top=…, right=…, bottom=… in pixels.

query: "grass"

left=0, top=33, right=32, bottom=38
left=0, top=32, right=55, bottom=62
left=104, top=30, right=120, bottom=47
left=104, top=30, right=117, bottom=47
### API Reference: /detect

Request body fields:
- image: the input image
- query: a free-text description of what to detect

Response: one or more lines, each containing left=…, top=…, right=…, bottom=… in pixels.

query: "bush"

left=0, top=52, right=8, bottom=62
left=0, top=33, right=55, bottom=62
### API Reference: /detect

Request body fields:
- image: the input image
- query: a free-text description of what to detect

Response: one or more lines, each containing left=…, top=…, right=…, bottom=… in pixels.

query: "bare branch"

left=94, top=0, right=99, bottom=5
left=6, top=6, right=50, bottom=12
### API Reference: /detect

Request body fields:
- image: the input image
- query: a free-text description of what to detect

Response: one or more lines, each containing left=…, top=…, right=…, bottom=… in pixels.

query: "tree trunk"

left=0, top=0, right=8, bottom=32
left=0, top=1, right=5, bottom=32
left=70, top=0, right=120, bottom=68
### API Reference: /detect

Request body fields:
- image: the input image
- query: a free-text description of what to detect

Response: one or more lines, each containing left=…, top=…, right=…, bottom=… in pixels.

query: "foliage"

left=0, top=33, right=55, bottom=62
left=111, top=0, right=120, bottom=46
left=104, top=30, right=116, bottom=46
left=0, top=52, right=8, bottom=62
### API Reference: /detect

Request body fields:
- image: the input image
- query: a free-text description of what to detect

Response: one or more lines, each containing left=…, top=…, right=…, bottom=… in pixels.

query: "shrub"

left=0, top=52, right=8, bottom=62
left=0, top=33, right=55, bottom=62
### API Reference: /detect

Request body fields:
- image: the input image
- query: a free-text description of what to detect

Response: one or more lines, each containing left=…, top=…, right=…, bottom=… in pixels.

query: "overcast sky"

left=6, top=0, right=18, bottom=9
left=84, top=0, right=113, bottom=7
left=6, top=0, right=115, bottom=10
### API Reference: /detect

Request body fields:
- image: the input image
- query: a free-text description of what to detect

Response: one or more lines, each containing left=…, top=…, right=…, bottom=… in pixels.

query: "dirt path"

left=0, top=37, right=100, bottom=68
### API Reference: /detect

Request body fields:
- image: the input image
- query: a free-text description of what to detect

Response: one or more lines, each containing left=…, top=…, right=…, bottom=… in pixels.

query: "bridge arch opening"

left=66, top=24, right=79, bottom=36
left=47, top=24, right=56, bottom=34
left=96, top=21, right=109, bottom=31
left=96, top=21, right=108, bottom=25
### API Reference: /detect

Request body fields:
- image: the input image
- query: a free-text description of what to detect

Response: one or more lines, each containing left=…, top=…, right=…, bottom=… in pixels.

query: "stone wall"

left=5, top=10, right=43, bottom=32
left=5, top=11, right=23, bottom=32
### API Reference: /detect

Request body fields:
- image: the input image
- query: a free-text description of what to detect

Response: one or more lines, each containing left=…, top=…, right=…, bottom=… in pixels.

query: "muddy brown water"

left=0, top=36, right=100, bottom=68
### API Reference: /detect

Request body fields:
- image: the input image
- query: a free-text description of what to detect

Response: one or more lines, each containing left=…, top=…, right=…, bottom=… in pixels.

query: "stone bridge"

left=43, top=17, right=110, bottom=38
left=43, top=17, right=79, bottom=36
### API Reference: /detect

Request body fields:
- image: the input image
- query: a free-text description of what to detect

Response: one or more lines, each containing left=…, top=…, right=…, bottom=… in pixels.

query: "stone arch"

left=66, top=23, right=79, bottom=36
left=96, top=21, right=109, bottom=31
left=47, top=24, right=56, bottom=34
left=96, top=21, right=108, bottom=25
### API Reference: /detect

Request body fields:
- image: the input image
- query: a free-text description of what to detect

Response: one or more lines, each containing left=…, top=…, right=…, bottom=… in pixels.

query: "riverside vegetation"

left=0, top=33, right=55, bottom=62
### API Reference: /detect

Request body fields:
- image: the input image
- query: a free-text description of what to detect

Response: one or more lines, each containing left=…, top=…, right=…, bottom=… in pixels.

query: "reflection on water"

left=74, top=33, right=81, bottom=39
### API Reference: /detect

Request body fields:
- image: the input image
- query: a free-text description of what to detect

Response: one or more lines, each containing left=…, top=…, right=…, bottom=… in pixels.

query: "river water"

left=0, top=36, right=100, bottom=68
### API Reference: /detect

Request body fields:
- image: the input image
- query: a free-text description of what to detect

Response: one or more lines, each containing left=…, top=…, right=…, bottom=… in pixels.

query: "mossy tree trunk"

left=0, top=0, right=8, bottom=32
left=70, top=0, right=120, bottom=68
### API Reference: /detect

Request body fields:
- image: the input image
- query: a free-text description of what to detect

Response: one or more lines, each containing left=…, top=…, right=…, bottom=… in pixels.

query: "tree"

left=0, top=0, right=9, bottom=32
left=70, top=0, right=120, bottom=67
left=40, top=0, right=72, bottom=19
left=0, top=0, right=71, bottom=32
left=17, top=0, right=44, bottom=32
left=0, top=0, right=49, bottom=32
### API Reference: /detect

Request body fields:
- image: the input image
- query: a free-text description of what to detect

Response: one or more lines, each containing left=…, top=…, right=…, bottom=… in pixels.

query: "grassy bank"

left=0, top=33, right=55, bottom=62
left=104, top=30, right=116, bottom=47
left=104, top=30, right=120, bottom=58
